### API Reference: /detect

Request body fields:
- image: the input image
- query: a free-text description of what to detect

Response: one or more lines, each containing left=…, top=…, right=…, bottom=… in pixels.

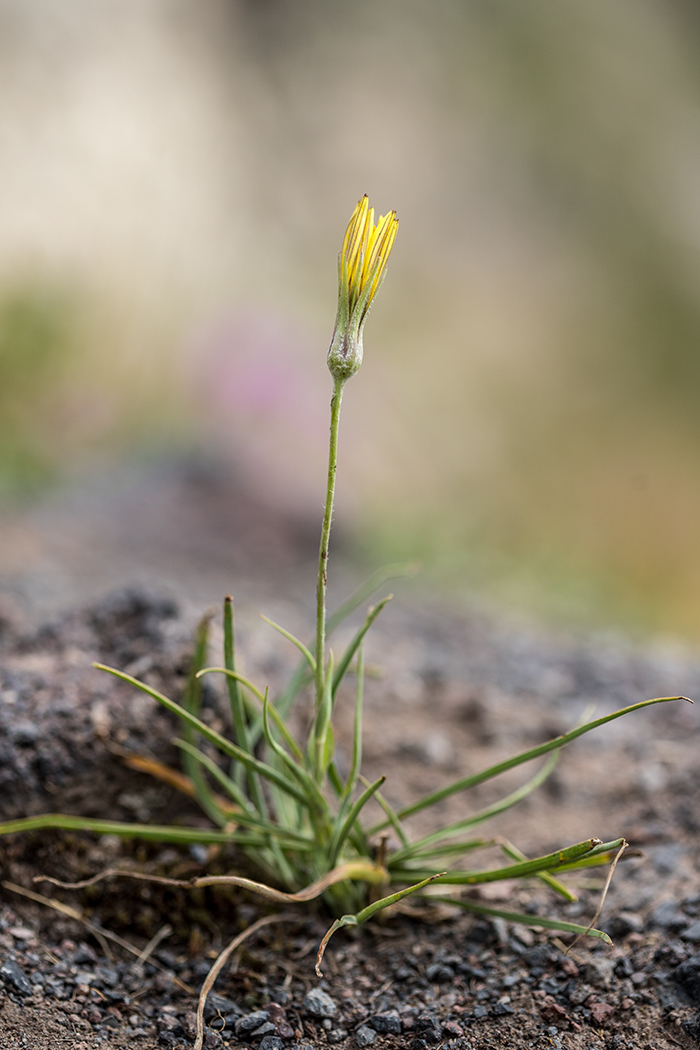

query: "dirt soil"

left=1, top=461, right=700, bottom=1050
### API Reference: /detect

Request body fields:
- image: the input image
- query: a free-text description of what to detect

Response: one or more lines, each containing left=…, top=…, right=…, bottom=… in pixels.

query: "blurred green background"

left=2, top=0, right=700, bottom=637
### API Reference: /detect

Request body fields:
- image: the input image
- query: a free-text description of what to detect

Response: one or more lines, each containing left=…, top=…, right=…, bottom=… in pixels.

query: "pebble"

left=302, top=988, right=337, bottom=1018
left=415, top=1014, right=442, bottom=1043
left=203, top=1032, right=224, bottom=1050
left=235, top=1010, right=270, bottom=1037
left=251, top=1021, right=277, bottom=1039
left=368, top=1012, right=402, bottom=1034
left=652, top=900, right=687, bottom=930
left=259, top=1037, right=285, bottom=1050
left=355, top=1025, right=377, bottom=1047
left=0, top=957, right=33, bottom=996
left=673, top=951, right=700, bottom=1003
left=583, top=957, right=614, bottom=988
left=205, top=993, right=240, bottom=1020
left=682, top=922, right=700, bottom=943
left=425, top=963, right=454, bottom=982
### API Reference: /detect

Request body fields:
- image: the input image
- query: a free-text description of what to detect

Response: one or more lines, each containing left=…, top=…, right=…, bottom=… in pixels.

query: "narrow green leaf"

left=359, top=777, right=410, bottom=850
left=315, top=872, right=443, bottom=977
left=260, top=614, right=316, bottom=674
left=499, top=839, right=577, bottom=902
left=328, top=775, right=386, bottom=868
left=332, top=597, right=391, bottom=697
left=0, top=814, right=275, bottom=848
left=388, top=753, right=559, bottom=865
left=93, top=664, right=309, bottom=805
left=423, top=896, right=612, bottom=944
left=181, top=614, right=228, bottom=828
left=224, top=597, right=268, bottom=817
left=370, top=696, right=691, bottom=831
left=342, top=643, right=364, bottom=804
left=389, top=838, right=602, bottom=884
left=394, top=839, right=494, bottom=864
left=260, top=691, right=329, bottom=818
left=312, top=651, right=335, bottom=780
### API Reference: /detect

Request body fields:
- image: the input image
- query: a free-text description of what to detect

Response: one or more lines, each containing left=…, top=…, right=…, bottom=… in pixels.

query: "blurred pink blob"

left=187, top=308, right=330, bottom=509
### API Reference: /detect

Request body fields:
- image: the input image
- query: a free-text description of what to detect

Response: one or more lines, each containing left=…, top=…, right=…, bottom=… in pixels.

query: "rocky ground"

left=1, top=461, right=700, bottom=1049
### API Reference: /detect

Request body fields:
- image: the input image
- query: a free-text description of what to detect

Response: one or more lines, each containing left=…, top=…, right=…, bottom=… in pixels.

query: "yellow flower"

left=328, top=195, right=398, bottom=383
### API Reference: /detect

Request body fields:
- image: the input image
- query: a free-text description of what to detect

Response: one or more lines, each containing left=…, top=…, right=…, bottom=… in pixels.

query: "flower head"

left=328, top=195, right=398, bottom=383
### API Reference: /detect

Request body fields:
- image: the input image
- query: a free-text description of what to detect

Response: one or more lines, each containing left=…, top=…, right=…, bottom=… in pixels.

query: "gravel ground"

left=1, top=462, right=700, bottom=1049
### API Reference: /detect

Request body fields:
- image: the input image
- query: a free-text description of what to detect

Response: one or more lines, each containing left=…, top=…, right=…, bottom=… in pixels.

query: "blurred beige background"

left=2, top=0, right=700, bottom=636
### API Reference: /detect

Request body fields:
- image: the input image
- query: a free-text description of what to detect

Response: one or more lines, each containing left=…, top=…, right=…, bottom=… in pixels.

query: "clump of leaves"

left=0, top=197, right=691, bottom=982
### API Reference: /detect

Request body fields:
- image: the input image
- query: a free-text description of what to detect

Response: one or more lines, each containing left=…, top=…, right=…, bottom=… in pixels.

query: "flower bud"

left=327, top=195, right=398, bottom=382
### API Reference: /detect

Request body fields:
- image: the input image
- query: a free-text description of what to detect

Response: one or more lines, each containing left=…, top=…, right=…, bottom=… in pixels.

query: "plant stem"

left=315, top=375, right=345, bottom=705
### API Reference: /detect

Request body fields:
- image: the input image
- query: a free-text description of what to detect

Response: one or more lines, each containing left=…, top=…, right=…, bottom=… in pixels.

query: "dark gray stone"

left=0, top=958, right=33, bottom=996
left=235, top=1010, right=270, bottom=1037
left=674, top=952, right=700, bottom=1003
left=425, top=963, right=454, bottom=982
left=251, top=1022, right=277, bottom=1040
left=205, top=993, right=240, bottom=1021
left=355, top=1025, right=377, bottom=1047
left=415, top=1014, right=442, bottom=1043
left=652, top=900, right=687, bottom=930
left=302, top=988, right=337, bottom=1018
left=368, top=1012, right=402, bottom=1034
left=259, top=1037, right=285, bottom=1050
left=682, top=922, right=700, bottom=943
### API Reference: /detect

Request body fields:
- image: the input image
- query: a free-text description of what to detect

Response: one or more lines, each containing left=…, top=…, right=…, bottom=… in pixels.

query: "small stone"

left=355, top=1024, right=377, bottom=1047
left=205, top=994, right=240, bottom=1021
left=8, top=926, right=35, bottom=940
left=569, top=982, right=594, bottom=1006
left=259, top=1037, right=285, bottom=1050
left=443, top=1021, right=464, bottom=1036
left=203, top=1032, right=224, bottom=1050
left=607, top=912, right=643, bottom=938
left=473, top=1005, right=489, bottom=1019
left=267, top=1003, right=286, bottom=1025
left=415, top=1014, right=442, bottom=1042
left=302, top=988, right=337, bottom=1018
left=583, top=957, right=614, bottom=989
left=11, top=721, right=40, bottom=744
left=631, top=971, right=647, bottom=987
left=614, top=957, right=634, bottom=979
left=589, top=1001, right=615, bottom=1024
left=327, top=1029, right=348, bottom=1044
left=0, top=958, right=33, bottom=996
left=493, top=1002, right=514, bottom=1016
left=425, top=963, right=454, bottom=982
left=251, top=1022, right=277, bottom=1040
left=682, top=922, right=700, bottom=943
left=652, top=844, right=684, bottom=875
left=235, top=1010, right=270, bottom=1037
left=652, top=900, right=687, bottom=930
left=673, top=951, right=700, bottom=1003
left=368, top=1012, right=401, bottom=1034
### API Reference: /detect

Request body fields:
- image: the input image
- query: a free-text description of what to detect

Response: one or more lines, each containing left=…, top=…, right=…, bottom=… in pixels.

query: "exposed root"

left=194, top=913, right=294, bottom=1050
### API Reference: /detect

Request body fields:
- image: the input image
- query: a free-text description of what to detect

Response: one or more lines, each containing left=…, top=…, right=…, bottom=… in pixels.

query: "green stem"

left=315, top=376, right=345, bottom=705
